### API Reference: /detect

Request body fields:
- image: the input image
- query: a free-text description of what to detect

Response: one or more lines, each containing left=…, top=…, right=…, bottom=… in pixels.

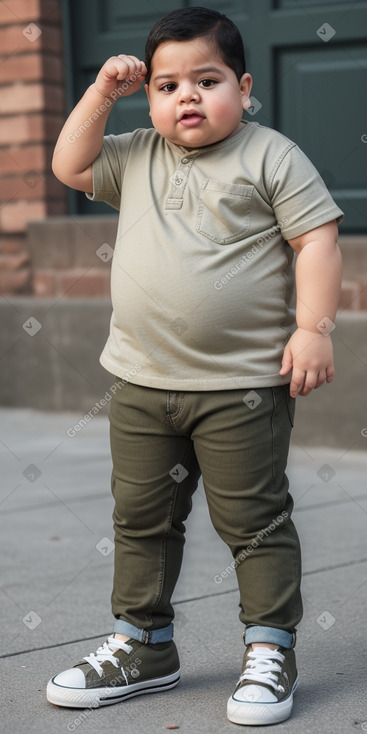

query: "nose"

left=178, top=82, right=200, bottom=104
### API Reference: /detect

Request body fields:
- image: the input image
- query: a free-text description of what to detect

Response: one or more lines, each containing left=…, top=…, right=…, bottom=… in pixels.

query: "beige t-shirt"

left=87, top=121, right=344, bottom=390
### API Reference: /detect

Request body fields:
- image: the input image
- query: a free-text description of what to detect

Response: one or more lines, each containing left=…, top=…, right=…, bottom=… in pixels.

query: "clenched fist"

left=93, top=54, right=147, bottom=100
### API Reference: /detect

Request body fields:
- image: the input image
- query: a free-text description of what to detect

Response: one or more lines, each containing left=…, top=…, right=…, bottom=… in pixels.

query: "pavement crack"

left=2, top=559, right=367, bottom=660
left=303, top=556, right=367, bottom=576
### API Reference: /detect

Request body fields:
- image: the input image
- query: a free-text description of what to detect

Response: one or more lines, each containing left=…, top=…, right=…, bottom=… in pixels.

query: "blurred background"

left=0, top=0, right=367, bottom=448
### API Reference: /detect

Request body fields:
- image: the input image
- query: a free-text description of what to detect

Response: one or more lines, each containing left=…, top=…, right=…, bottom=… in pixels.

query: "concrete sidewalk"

left=1, top=407, right=367, bottom=734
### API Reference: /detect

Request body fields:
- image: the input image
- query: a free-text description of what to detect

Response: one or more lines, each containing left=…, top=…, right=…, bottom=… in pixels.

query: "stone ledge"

left=27, top=220, right=364, bottom=269
left=26, top=219, right=367, bottom=304
left=33, top=268, right=111, bottom=298
left=0, top=300, right=366, bottom=450
left=0, top=299, right=112, bottom=412
left=28, top=216, right=118, bottom=269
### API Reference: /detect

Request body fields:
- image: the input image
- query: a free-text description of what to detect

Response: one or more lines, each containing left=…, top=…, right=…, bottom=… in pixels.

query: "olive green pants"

left=109, top=381, right=302, bottom=646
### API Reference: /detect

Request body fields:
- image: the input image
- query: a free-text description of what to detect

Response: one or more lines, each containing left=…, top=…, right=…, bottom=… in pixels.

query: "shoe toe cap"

left=234, top=684, right=277, bottom=704
left=53, top=667, right=86, bottom=688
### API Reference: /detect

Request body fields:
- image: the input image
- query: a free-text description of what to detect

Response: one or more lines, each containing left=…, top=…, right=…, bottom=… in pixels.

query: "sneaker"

left=46, top=635, right=180, bottom=708
left=227, top=645, right=298, bottom=726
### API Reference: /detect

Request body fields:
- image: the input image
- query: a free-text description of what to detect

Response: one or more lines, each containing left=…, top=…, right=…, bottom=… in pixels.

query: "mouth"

left=179, top=110, right=205, bottom=127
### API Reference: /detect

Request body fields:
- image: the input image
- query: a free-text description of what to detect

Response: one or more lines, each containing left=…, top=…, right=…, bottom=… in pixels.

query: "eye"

left=160, top=82, right=177, bottom=93
left=199, top=78, right=218, bottom=88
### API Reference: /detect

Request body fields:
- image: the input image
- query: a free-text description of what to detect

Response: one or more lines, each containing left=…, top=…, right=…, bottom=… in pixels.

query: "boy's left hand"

left=279, top=327, right=335, bottom=398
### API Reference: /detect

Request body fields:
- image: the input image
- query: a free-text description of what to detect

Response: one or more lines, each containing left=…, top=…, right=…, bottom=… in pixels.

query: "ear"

left=239, top=72, right=253, bottom=110
left=144, top=83, right=152, bottom=117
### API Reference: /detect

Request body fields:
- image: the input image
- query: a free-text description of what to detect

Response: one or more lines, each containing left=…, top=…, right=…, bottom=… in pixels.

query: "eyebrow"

left=152, top=66, right=224, bottom=81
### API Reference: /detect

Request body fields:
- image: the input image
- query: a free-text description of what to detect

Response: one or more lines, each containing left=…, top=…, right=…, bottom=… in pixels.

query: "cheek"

left=210, top=97, right=240, bottom=123
left=149, top=99, right=173, bottom=130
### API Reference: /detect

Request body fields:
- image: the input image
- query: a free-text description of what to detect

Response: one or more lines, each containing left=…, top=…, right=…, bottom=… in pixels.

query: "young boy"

left=47, top=6, right=343, bottom=726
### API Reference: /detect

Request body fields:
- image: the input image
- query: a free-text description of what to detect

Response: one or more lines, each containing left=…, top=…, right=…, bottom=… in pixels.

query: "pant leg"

left=109, top=381, right=201, bottom=632
left=191, top=385, right=302, bottom=634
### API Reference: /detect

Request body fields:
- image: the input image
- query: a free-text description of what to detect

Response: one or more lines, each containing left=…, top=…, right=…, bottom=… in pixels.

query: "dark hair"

left=145, top=6, right=246, bottom=84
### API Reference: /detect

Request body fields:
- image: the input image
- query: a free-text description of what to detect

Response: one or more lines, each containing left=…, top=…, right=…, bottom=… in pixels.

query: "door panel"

left=65, top=0, right=367, bottom=230
left=277, top=44, right=367, bottom=231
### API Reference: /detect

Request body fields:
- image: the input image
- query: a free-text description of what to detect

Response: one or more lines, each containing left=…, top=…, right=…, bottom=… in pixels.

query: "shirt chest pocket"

left=196, top=179, right=254, bottom=245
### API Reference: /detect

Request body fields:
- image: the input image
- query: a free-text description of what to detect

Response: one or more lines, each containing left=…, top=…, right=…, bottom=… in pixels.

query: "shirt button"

left=181, top=157, right=189, bottom=164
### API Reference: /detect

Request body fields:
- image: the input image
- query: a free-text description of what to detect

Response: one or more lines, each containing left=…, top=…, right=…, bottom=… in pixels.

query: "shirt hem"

left=99, top=353, right=291, bottom=390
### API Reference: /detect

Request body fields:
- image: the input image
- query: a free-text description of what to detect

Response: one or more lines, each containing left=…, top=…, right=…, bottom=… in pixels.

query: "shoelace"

left=83, top=635, right=133, bottom=681
left=239, top=648, right=286, bottom=692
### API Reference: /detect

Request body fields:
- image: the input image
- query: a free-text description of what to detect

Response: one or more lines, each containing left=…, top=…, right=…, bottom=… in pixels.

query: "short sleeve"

left=85, top=133, right=134, bottom=211
left=269, top=144, right=344, bottom=241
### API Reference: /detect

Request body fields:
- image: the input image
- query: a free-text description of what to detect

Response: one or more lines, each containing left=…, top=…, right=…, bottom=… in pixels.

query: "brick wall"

left=0, top=0, right=66, bottom=295
left=0, top=1, right=365, bottom=306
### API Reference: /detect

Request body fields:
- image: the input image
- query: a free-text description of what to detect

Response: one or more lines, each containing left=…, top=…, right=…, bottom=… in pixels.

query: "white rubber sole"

left=227, top=676, right=298, bottom=726
left=46, top=669, right=180, bottom=708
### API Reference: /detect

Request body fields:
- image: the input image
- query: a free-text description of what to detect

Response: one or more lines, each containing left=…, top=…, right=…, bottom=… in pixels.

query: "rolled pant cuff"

left=113, top=619, right=174, bottom=644
left=244, top=625, right=295, bottom=649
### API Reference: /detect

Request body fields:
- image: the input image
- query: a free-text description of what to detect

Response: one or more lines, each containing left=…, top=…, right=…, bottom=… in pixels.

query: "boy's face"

left=145, top=37, right=252, bottom=148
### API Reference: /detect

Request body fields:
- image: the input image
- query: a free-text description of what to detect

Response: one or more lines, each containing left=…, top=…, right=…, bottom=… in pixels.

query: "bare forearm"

left=295, top=240, right=342, bottom=332
left=280, top=221, right=342, bottom=396
left=52, top=84, right=115, bottom=182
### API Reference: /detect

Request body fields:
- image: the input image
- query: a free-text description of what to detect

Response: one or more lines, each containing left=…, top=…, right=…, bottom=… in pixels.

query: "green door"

left=64, top=0, right=367, bottom=232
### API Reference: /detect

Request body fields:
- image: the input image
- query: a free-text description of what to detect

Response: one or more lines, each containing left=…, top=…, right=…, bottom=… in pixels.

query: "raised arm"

left=52, top=55, right=147, bottom=192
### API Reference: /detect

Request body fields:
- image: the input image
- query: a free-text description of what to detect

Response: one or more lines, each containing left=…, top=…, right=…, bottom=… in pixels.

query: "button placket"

left=165, top=155, right=197, bottom=210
